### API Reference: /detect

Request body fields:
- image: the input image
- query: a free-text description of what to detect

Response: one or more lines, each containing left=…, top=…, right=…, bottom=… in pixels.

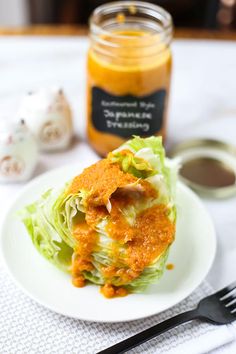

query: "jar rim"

left=89, top=1, right=173, bottom=40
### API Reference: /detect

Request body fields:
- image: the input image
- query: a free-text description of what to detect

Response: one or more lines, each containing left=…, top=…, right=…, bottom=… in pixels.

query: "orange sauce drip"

left=166, top=263, right=175, bottom=270
left=102, top=266, right=140, bottom=284
left=100, top=284, right=128, bottom=299
left=71, top=222, right=98, bottom=287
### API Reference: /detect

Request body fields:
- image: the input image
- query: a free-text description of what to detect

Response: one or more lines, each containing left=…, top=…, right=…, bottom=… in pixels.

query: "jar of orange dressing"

left=87, top=1, right=173, bottom=156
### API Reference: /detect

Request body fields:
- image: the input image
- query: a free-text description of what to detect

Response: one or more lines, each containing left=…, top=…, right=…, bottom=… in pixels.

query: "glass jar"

left=87, top=1, right=173, bottom=156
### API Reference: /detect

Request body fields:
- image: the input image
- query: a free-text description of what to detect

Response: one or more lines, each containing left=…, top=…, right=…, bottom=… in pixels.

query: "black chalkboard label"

left=91, top=87, right=166, bottom=138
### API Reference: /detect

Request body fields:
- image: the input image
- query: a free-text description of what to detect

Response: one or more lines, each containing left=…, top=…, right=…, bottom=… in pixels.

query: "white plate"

left=0, top=164, right=216, bottom=323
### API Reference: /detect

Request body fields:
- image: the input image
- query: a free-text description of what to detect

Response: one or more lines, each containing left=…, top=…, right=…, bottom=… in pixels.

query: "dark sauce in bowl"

left=180, top=157, right=236, bottom=188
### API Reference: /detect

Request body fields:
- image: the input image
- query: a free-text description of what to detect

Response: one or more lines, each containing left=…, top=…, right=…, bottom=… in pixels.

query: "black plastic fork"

left=97, top=281, right=236, bottom=354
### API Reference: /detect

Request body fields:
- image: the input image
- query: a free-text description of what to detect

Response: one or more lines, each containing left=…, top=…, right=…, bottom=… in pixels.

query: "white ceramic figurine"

left=18, top=87, right=73, bottom=152
left=0, top=119, right=38, bottom=183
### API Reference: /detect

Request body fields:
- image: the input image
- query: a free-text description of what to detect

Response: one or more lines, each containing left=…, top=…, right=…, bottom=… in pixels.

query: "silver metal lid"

left=168, top=139, right=236, bottom=198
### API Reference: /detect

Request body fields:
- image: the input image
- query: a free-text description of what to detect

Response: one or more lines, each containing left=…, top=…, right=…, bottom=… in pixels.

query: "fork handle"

left=97, top=309, right=200, bottom=354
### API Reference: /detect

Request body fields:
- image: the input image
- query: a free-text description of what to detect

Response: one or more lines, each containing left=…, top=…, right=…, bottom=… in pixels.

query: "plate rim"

left=0, top=164, right=217, bottom=323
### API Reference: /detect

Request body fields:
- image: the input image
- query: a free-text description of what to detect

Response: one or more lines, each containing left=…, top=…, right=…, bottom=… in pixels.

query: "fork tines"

left=216, top=281, right=236, bottom=299
left=221, top=293, right=236, bottom=305
left=216, top=281, right=236, bottom=313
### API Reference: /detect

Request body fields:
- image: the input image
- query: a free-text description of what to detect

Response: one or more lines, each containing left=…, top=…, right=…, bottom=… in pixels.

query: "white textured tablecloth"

left=0, top=36, right=236, bottom=354
left=0, top=268, right=234, bottom=354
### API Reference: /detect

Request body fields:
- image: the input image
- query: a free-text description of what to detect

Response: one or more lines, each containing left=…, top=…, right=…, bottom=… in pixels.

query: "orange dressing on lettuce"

left=67, top=159, right=137, bottom=205
left=71, top=222, right=97, bottom=287
left=126, top=205, right=174, bottom=272
left=69, top=154, right=175, bottom=297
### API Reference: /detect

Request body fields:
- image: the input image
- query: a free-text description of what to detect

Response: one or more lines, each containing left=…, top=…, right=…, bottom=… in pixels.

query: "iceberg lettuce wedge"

left=20, top=136, right=178, bottom=294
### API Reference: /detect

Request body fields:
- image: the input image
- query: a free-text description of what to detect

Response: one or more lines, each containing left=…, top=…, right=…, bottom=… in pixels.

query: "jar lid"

left=168, top=139, right=236, bottom=198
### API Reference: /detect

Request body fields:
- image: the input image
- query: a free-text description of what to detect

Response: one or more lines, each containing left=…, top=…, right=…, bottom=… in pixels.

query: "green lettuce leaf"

left=20, top=189, right=73, bottom=272
left=108, top=149, right=154, bottom=178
